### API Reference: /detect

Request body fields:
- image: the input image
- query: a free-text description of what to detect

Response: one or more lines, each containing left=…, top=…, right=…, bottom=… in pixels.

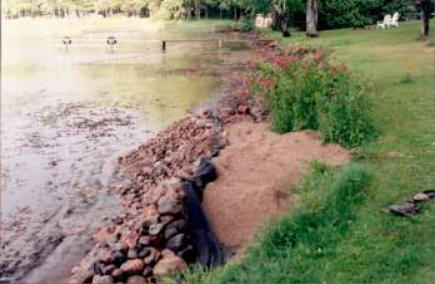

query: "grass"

left=185, top=20, right=435, bottom=283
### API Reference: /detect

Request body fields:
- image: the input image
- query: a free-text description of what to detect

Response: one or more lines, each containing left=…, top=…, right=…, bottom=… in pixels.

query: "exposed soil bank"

left=203, top=122, right=349, bottom=253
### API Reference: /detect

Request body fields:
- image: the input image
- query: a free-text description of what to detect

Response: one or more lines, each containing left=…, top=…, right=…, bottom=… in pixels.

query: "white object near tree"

left=377, top=14, right=392, bottom=29
left=377, top=12, right=400, bottom=29
left=390, top=12, right=400, bottom=27
left=255, top=14, right=273, bottom=28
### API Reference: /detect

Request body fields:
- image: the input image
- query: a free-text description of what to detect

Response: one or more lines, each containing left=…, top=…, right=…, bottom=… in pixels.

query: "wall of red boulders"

left=68, top=101, right=268, bottom=284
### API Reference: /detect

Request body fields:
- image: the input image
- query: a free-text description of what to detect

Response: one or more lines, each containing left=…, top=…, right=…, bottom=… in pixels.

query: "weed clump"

left=252, top=46, right=377, bottom=148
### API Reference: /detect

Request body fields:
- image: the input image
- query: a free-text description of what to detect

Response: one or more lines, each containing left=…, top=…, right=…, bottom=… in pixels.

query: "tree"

left=194, top=0, right=200, bottom=19
left=306, top=0, right=318, bottom=36
left=415, top=0, right=433, bottom=38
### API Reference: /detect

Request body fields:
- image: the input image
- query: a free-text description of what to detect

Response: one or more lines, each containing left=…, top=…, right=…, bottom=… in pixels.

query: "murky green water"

left=1, top=18, right=230, bottom=130
left=0, top=18, right=245, bottom=283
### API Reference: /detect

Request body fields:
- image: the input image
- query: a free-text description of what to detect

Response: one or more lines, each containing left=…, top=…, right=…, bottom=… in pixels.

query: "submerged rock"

left=92, top=275, right=114, bottom=284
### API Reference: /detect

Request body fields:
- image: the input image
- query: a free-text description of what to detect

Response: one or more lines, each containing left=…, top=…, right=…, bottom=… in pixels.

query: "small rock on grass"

left=389, top=203, right=419, bottom=217
left=424, top=190, right=435, bottom=199
left=413, top=193, right=431, bottom=202
left=413, top=190, right=435, bottom=202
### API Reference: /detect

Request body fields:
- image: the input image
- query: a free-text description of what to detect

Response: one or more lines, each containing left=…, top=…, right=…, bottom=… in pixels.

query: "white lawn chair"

left=390, top=12, right=400, bottom=27
left=377, top=14, right=391, bottom=29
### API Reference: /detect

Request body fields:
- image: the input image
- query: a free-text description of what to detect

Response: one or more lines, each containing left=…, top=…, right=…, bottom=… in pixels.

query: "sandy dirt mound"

left=203, top=121, right=350, bottom=253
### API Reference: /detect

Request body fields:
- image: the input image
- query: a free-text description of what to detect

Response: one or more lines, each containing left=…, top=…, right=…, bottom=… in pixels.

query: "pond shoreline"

left=67, top=32, right=276, bottom=284
left=0, top=20, right=264, bottom=284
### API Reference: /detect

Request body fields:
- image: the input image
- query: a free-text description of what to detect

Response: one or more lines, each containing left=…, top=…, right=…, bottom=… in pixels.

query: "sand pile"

left=203, top=121, right=350, bottom=253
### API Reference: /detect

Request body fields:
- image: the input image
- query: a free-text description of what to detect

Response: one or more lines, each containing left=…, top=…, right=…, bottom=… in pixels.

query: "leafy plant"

left=253, top=46, right=377, bottom=148
left=239, top=19, right=255, bottom=31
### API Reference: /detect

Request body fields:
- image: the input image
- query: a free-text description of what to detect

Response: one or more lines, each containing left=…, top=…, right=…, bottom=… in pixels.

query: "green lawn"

left=184, top=20, right=435, bottom=283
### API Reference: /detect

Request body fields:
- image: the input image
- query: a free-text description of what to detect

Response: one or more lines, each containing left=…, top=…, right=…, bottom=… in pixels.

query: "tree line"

left=2, top=0, right=433, bottom=37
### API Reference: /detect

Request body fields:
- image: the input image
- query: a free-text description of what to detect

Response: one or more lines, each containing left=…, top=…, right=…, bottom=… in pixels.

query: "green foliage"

left=318, top=0, right=411, bottom=29
left=155, top=0, right=185, bottom=19
left=256, top=48, right=377, bottom=148
left=239, top=18, right=255, bottom=31
left=2, top=0, right=415, bottom=30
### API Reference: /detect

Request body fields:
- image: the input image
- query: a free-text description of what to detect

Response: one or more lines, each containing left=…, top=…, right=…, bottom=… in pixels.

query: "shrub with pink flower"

left=244, top=45, right=376, bottom=148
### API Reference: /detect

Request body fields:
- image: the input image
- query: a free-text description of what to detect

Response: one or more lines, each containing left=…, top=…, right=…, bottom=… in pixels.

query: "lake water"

left=0, top=18, right=245, bottom=283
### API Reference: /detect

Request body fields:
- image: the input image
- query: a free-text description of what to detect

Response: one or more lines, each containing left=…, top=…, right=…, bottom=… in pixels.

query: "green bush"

left=255, top=47, right=377, bottom=148
left=238, top=19, right=256, bottom=32
left=318, top=0, right=411, bottom=29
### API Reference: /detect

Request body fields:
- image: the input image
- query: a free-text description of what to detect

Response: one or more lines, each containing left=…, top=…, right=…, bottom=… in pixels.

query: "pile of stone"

left=69, top=179, right=193, bottom=284
left=69, top=110, right=238, bottom=284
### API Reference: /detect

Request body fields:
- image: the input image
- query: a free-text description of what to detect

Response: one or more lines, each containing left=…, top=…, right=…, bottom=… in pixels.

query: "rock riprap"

left=69, top=108, right=255, bottom=283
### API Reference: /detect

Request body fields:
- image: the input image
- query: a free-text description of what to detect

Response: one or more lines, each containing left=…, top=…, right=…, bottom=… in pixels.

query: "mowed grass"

left=184, top=20, right=435, bottom=283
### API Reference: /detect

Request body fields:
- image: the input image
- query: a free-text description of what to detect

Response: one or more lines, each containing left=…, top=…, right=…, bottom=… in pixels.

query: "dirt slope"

left=203, top=121, right=350, bottom=253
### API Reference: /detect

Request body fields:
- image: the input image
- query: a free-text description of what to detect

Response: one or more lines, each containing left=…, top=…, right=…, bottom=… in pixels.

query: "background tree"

left=415, top=0, right=434, bottom=38
left=194, top=0, right=200, bottom=19
left=306, top=0, right=318, bottom=36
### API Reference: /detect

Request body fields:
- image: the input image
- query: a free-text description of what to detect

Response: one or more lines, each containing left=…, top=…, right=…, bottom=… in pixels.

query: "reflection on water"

left=0, top=18, right=242, bottom=283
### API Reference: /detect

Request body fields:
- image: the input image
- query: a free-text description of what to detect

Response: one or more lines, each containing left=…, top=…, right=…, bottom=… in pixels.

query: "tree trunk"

left=306, top=0, right=318, bottom=37
left=195, top=0, right=200, bottom=20
left=281, top=14, right=290, bottom=37
left=420, top=0, right=431, bottom=38
left=220, top=7, right=222, bottom=19
left=186, top=6, right=191, bottom=20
